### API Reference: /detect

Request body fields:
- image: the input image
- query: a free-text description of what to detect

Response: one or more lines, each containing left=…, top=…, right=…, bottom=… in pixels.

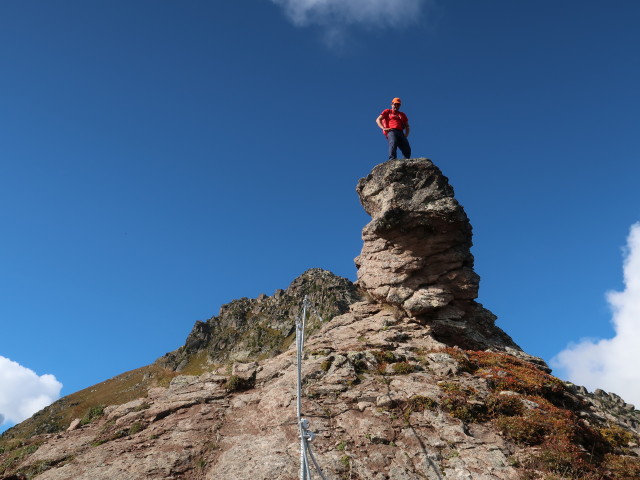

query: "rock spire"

left=355, top=159, right=520, bottom=351
left=355, top=158, right=478, bottom=315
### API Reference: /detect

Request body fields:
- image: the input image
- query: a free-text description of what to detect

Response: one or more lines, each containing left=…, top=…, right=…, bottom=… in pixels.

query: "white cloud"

left=270, top=0, right=433, bottom=45
left=271, top=0, right=427, bottom=27
left=552, top=222, right=640, bottom=407
left=0, top=356, right=63, bottom=426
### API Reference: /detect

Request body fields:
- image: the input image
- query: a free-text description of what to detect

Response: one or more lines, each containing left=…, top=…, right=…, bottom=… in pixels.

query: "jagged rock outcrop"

left=356, top=159, right=478, bottom=314
left=2, top=158, right=639, bottom=480
left=356, top=159, right=521, bottom=352
left=160, top=268, right=362, bottom=371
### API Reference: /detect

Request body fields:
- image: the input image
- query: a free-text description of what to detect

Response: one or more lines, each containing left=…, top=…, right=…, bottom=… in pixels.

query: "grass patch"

left=406, top=395, right=437, bottom=413
left=0, top=363, right=179, bottom=453
left=128, top=422, right=144, bottom=435
left=80, top=405, right=104, bottom=426
left=391, top=361, right=414, bottom=375
left=224, top=375, right=255, bottom=393
left=0, top=441, right=43, bottom=477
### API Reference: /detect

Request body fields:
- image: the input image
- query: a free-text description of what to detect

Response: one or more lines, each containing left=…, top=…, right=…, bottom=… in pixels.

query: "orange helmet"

left=391, top=97, right=402, bottom=104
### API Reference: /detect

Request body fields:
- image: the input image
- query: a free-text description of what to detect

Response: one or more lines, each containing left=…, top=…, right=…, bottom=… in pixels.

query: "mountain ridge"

left=2, top=158, right=638, bottom=480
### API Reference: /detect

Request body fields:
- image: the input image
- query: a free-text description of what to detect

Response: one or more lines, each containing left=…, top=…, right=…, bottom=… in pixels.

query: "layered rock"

left=356, top=159, right=520, bottom=352
left=356, top=158, right=478, bottom=315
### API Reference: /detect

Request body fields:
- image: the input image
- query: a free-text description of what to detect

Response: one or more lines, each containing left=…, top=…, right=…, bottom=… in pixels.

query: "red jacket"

left=379, top=109, right=408, bottom=136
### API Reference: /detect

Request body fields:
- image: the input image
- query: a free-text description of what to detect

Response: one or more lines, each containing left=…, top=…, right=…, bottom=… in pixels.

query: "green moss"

left=353, top=359, right=368, bottom=374
left=372, top=350, right=395, bottom=364
left=406, top=395, right=437, bottom=413
left=372, top=349, right=396, bottom=374
left=438, top=382, right=474, bottom=395
left=0, top=439, right=22, bottom=455
left=603, top=453, right=640, bottom=478
left=495, top=410, right=551, bottom=445
left=8, top=454, right=75, bottom=480
left=468, top=351, right=566, bottom=400
left=128, top=422, right=143, bottom=435
left=320, top=358, right=333, bottom=372
left=391, top=361, right=414, bottom=375
left=132, top=402, right=151, bottom=412
left=91, top=428, right=129, bottom=447
left=176, top=350, right=214, bottom=376
left=428, top=347, right=475, bottom=373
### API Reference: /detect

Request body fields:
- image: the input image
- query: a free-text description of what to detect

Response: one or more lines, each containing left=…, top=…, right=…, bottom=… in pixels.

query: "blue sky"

left=1, top=0, right=639, bottom=431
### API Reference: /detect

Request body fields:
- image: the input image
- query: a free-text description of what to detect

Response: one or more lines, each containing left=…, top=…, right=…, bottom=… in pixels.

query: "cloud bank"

left=270, top=0, right=433, bottom=45
left=552, top=223, right=640, bottom=407
left=0, top=356, right=63, bottom=426
left=271, top=0, right=428, bottom=27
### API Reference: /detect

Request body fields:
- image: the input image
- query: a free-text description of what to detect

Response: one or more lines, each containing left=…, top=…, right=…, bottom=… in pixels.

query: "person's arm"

left=376, top=114, right=389, bottom=132
left=401, top=113, right=410, bottom=137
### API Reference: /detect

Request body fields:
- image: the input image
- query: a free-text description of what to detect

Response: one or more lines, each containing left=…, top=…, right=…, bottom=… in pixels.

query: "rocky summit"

left=355, top=159, right=523, bottom=354
left=2, top=159, right=639, bottom=480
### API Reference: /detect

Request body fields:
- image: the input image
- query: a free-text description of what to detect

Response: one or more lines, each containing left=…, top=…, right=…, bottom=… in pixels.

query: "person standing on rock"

left=376, top=97, right=411, bottom=160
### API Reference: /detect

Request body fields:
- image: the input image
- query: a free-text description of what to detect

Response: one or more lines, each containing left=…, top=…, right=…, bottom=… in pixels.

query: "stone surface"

left=2, top=158, right=639, bottom=480
left=160, top=268, right=362, bottom=370
left=355, top=159, right=520, bottom=351
left=355, top=158, right=478, bottom=316
left=5, top=301, right=638, bottom=479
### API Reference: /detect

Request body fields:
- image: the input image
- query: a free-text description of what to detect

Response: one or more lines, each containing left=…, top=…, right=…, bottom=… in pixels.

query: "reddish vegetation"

left=434, top=348, right=640, bottom=479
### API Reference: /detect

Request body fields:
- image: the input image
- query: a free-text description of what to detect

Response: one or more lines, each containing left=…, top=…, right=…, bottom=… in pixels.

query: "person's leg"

left=388, top=130, right=399, bottom=159
left=398, top=133, right=411, bottom=159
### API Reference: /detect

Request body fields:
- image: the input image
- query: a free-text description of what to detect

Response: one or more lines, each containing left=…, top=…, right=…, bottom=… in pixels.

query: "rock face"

left=3, top=301, right=639, bottom=480
left=159, top=268, right=362, bottom=371
left=356, top=159, right=478, bottom=315
left=2, top=158, right=640, bottom=480
left=356, top=159, right=520, bottom=352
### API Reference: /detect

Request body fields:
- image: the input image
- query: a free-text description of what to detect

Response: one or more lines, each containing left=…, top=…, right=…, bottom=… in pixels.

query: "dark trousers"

left=387, top=129, right=411, bottom=160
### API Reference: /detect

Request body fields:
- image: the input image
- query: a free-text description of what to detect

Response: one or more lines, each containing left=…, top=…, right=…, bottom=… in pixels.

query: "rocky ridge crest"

left=159, top=268, right=362, bottom=371
left=1, top=159, right=639, bottom=480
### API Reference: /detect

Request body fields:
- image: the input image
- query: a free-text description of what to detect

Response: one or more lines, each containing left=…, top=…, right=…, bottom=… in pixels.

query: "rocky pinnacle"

left=355, top=159, right=522, bottom=352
